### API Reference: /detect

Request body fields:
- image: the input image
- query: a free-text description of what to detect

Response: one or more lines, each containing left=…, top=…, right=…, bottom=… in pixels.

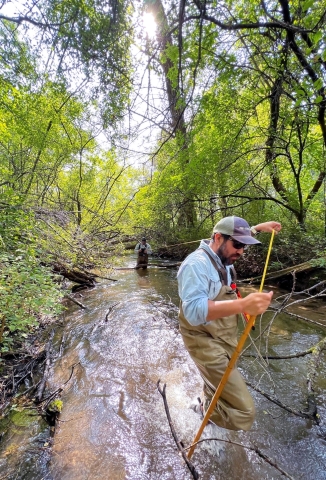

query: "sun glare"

left=143, top=12, right=157, bottom=39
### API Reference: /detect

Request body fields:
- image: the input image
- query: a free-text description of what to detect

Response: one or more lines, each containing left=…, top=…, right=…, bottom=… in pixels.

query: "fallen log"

left=241, top=260, right=323, bottom=284
left=76, top=265, right=118, bottom=282
left=52, top=262, right=96, bottom=287
left=114, top=263, right=181, bottom=270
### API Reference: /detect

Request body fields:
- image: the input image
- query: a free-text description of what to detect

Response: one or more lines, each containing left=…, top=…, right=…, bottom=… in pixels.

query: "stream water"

left=1, top=254, right=326, bottom=480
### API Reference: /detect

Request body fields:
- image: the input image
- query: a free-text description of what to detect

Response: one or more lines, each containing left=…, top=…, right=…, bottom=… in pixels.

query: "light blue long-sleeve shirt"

left=177, top=240, right=233, bottom=326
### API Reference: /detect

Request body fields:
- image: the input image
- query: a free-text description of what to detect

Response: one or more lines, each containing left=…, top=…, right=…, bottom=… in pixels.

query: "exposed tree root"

left=0, top=349, right=46, bottom=412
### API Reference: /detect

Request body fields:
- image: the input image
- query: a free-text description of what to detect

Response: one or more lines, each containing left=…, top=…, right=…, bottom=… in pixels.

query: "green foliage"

left=0, top=194, right=63, bottom=352
left=267, top=229, right=326, bottom=267
left=132, top=0, right=326, bottom=250
left=1, top=0, right=326, bottom=274
left=0, top=57, right=137, bottom=269
left=0, top=253, right=62, bottom=344
left=28, top=0, right=133, bottom=124
left=311, top=256, right=326, bottom=268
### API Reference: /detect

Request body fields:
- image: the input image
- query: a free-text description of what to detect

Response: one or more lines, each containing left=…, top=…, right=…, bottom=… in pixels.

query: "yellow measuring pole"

left=187, top=229, right=275, bottom=460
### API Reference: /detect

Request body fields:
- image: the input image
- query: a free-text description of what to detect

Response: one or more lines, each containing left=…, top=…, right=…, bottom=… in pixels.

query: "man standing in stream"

left=177, top=216, right=282, bottom=431
left=134, top=237, right=152, bottom=269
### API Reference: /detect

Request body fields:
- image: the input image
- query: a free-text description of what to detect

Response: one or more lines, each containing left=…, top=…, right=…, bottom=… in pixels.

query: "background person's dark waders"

left=136, top=250, right=148, bottom=269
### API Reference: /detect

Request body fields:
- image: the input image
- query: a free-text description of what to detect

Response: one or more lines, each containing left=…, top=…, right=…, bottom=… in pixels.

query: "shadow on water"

left=1, top=254, right=326, bottom=479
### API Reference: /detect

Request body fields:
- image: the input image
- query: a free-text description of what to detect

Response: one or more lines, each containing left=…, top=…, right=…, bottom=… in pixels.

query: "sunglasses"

left=229, top=237, right=249, bottom=250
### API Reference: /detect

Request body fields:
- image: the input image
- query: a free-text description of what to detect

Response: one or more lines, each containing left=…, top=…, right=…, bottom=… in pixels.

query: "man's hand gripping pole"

left=187, top=229, right=275, bottom=460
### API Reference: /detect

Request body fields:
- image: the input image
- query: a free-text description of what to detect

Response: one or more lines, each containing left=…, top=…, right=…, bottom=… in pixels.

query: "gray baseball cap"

left=213, top=216, right=261, bottom=245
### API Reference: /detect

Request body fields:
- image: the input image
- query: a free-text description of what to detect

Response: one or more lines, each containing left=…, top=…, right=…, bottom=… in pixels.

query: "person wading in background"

left=177, top=216, right=282, bottom=431
left=134, top=237, right=152, bottom=269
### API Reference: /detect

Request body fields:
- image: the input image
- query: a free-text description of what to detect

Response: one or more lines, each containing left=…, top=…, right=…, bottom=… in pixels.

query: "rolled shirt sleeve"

left=177, top=243, right=226, bottom=326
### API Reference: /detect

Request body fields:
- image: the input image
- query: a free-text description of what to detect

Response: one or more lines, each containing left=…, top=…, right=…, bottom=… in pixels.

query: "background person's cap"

left=213, top=216, right=261, bottom=245
left=141, top=237, right=146, bottom=241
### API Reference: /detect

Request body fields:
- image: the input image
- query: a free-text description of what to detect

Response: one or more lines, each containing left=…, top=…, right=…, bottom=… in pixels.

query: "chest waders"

left=136, top=245, right=149, bottom=269
left=179, top=251, right=255, bottom=431
left=137, top=252, right=148, bottom=268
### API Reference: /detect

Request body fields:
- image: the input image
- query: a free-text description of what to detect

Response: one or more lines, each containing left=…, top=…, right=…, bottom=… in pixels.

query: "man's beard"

left=217, top=241, right=241, bottom=266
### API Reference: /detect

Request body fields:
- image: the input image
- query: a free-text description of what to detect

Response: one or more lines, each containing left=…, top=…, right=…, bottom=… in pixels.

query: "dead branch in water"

left=244, top=336, right=326, bottom=360
left=148, top=300, right=179, bottom=331
left=184, top=438, right=295, bottom=480
left=0, top=350, right=46, bottom=411
left=245, top=380, right=320, bottom=423
left=306, top=337, right=326, bottom=421
left=240, top=285, right=324, bottom=426
left=157, top=380, right=199, bottom=480
left=35, top=330, right=54, bottom=403
left=105, top=303, right=119, bottom=322
left=158, top=380, right=295, bottom=479
left=272, top=309, right=326, bottom=330
left=64, top=294, right=87, bottom=309
left=75, top=264, right=118, bottom=282
left=244, top=350, right=311, bottom=359
left=39, top=362, right=80, bottom=410
left=267, top=279, right=326, bottom=330
left=242, top=324, right=322, bottom=419
left=90, top=303, right=120, bottom=335
left=93, top=273, right=118, bottom=281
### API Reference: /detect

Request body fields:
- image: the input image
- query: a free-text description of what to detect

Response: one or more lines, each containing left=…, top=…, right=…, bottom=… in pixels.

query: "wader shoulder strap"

left=230, top=265, right=237, bottom=283
left=199, top=248, right=227, bottom=285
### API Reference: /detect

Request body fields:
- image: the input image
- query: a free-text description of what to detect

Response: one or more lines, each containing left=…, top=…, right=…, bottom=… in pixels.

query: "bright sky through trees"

left=142, top=12, right=157, bottom=39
